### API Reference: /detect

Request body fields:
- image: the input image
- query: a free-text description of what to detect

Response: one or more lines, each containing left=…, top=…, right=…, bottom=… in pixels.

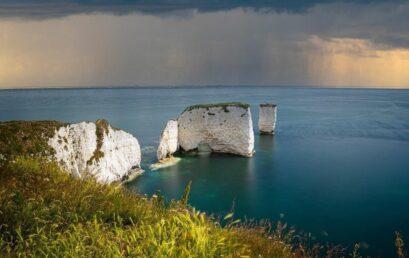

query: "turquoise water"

left=1, top=86, right=409, bottom=256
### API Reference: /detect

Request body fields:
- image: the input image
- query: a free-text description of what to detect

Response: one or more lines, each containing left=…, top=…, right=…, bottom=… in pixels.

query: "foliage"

left=0, top=121, right=66, bottom=166
left=184, top=102, right=250, bottom=112
left=260, top=103, right=277, bottom=107
left=0, top=119, right=118, bottom=167
left=0, top=157, right=406, bottom=257
left=87, top=119, right=110, bottom=165
left=181, top=180, right=192, bottom=207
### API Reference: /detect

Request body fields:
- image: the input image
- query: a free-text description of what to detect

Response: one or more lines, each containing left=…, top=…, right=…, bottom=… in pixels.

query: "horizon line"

left=1, top=84, right=409, bottom=91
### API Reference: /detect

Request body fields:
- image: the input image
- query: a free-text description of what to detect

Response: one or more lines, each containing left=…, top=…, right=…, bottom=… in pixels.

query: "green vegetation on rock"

left=0, top=121, right=66, bottom=166
left=0, top=119, right=118, bottom=167
left=260, top=103, right=277, bottom=107
left=87, top=119, right=110, bottom=165
left=184, top=102, right=250, bottom=112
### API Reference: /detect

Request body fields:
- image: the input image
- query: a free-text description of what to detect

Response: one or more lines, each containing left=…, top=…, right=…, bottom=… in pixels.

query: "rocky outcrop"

left=157, top=120, right=178, bottom=161
left=178, top=103, right=255, bottom=157
left=258, top=104, right=277, bottom=134
left=48, top=120, right=141, bottom=183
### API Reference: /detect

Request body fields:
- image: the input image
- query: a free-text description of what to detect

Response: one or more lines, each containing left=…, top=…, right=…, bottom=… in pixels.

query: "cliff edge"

left=0, top=120, right=141, bottom=183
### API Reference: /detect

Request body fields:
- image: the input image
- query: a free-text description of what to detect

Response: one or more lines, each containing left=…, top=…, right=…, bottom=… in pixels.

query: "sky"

left=0, top=0, right=408, bottom=89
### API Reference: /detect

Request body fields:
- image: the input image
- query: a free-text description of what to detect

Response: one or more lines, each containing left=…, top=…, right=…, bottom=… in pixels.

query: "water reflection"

left=258, top=134, right=275, bottom=153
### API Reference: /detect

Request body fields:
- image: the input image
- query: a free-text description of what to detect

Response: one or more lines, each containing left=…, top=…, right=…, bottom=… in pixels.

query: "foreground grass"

left=0, top=158, right=404, bottom=257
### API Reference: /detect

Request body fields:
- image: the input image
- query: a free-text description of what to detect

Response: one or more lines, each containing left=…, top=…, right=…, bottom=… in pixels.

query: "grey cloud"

left=0, top=1, right=408, bottom=88
left=1, top=0, right=408, bottom=49
left=283, top=2, right=409, bottom=49
left=0, top=0, right=402, bottom=20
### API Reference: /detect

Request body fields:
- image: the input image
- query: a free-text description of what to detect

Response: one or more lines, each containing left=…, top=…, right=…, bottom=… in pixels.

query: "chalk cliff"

left=258, top=104, right=277, bottom=134
left=157, top=120, right=179, bottom=161
left=178, top=103, right=254, bottom=157
left=48, top=120, right=141, bottom=183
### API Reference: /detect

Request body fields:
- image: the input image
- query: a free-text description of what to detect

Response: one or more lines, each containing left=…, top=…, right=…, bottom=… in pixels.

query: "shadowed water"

left=1, top=86, right=408, bottom=256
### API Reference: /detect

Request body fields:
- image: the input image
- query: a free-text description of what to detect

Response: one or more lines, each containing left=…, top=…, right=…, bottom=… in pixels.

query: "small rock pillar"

left=258, top=104, right=277, bottom=134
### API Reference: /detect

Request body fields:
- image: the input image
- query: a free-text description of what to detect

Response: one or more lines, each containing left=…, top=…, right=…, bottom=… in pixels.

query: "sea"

left=1, top=86, right=408, bottom=256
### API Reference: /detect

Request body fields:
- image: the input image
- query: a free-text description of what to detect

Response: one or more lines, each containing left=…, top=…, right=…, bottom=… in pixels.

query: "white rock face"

left=48, top=121, right=141, bottom=183
left=157, top=120, right=179, bottom=161
left=178, top=105, right=255, bottom=157
left=258, top=104, right=277, bottom=134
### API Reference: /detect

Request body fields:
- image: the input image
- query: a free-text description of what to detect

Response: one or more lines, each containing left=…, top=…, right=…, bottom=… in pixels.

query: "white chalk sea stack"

left=258, top=103, right=277, bottom=134
left=48, top=120, right=141, bottom=183
left=178, top=103, right=255, bottom=157
left=157, top=119, right=179, bottom=161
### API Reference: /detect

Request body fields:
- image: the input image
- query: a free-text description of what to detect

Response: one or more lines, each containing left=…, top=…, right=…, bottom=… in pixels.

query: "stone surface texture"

left=178, top=105, right=254, bottom=157
left=48, top=121, right=141, bottom=183
left=258, top=104, right=277, bottom=134
left=157, top=120, right=179, bottom=161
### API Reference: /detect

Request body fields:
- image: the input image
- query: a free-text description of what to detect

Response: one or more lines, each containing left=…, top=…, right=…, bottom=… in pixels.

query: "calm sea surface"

left=1, top=86, right=408, bottom=256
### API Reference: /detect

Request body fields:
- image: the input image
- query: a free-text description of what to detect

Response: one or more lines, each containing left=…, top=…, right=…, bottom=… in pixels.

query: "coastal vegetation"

left=0, top=119, right=114, bottom=167
left=1, top=120, right=142, bottom=183
left=86, top=119, right=111, bottom=165
left=184, top=102, right=250, bottom=112
left=0, top=157, right=405, bottom=257
left=0, top=157, right=295, bottom=257
left=0, top=157, right=339, bottom=257
left=0, top=121, right=66, bottom=166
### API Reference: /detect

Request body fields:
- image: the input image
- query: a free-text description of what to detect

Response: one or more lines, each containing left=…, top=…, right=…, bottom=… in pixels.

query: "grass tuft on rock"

left=87, top=119, right=110, bottom=165
left=260, top=103, right=277, bottom=107
left=184, top=102, right=250, bottom=112
left=0, top=121, right=67, bottom=166
left=0, top=119, right=120, bottom=167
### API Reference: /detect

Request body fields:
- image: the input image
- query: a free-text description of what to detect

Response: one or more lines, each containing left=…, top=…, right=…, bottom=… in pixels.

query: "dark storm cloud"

left=1, top=0, right=408, bottom=88
left=2, top=0, right=407, bottom=48
left=292, top=2, right=409, bottom=49
left=0, top=0, right=400, bottom=19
